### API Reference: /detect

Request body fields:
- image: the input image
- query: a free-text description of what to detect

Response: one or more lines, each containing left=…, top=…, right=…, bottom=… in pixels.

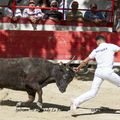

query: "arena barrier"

left=0, top=25, right=120, bottom=64
left=0, top=0, right=120, bottom=65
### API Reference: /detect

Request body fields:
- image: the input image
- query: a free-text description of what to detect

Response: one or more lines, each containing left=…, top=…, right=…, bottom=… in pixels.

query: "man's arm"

left=118, top=49, right=120, bottom=52
left=74, top=57, right=91, bottom=72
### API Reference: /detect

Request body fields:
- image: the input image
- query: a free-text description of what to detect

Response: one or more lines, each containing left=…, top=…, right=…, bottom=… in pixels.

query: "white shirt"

left=89, top=43, right=120, bottom=69
left=22, top=8, right=43, bottom=19
left=4, top=7, right=22, bottom=17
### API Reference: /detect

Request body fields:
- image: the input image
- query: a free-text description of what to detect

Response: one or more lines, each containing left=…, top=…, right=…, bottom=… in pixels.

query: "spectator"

left=37, top=0, right=50, bottom=7
left=114, top=8, right=120, bottom=31
left=104, top=0, right=120, bottom=31
left=43, top=0, right=63, bottom=22
left=84, top=3, right=105, bottom=24
left=66, top=1, right=84, bottom=22
left=16, top=0, right=29, bottom=6
left=0, top=7, right=3, bottom=18
left=22, top=0, right=43, bottom=23
left=49, top=0, right=62, bottom=5
left=4, top=1, right=22, bottom=22
left=36, top=0, right=50, bottom=14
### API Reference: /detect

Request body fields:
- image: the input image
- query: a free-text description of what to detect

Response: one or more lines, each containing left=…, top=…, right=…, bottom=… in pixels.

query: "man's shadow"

left=0, top=100, right=70, bottom=112
left=71, top=106, right=120, bottom=117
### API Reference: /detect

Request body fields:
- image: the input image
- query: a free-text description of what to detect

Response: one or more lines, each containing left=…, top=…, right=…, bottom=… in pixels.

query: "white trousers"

left=73, top=68, right=120, bottom=107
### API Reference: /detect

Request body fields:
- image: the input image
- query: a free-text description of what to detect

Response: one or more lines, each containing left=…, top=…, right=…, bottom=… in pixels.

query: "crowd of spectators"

left=0, top=0, right=119, bottom=32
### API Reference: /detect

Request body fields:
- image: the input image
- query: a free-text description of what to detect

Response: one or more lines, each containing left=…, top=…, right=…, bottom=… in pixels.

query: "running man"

left=71, top=35, right=120, bottom=115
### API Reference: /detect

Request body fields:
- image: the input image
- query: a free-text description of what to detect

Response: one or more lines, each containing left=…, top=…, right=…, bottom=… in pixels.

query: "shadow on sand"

left=71, top=106, right=120, bottom=117
left=0, top=100, right=70, bottom=112
left=1, top=100, right=120, bottom=115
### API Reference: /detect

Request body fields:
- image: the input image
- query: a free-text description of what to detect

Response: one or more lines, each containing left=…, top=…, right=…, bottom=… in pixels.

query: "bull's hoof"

left=16, top=102, right=22, bottom=107
left=16, top=102, right=31, bottom=112
left=15, top=102, right=43, bottom=112
left=36, top=102, right=43, bottom=112
left=16, top=102, right=22, bottom=112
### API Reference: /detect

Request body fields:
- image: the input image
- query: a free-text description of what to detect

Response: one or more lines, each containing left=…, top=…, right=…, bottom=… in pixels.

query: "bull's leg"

left=16, top=87, right=36, bottom=108
left=36, top=87, right=43, bottom=109
left=30, top=83, right=43, bottom=110
left=27, top=83, right=43, bottom=111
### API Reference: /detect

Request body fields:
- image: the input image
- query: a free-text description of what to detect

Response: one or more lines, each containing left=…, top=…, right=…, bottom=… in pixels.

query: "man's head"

left=90, top=3, right=97, bottom=13
left=95, top=35, right=106, bottom=46
left=71, top=1, right=79, bottom=10
left=50, top=0, right=58, bottom=8
left=114, top=0, right=118, bottom=9
left=29, top=0, right=35, bottom=10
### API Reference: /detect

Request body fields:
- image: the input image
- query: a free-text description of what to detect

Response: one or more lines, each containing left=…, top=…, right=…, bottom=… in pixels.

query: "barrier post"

left=11, top=0, right=16, bottom=15
left=111, top=0, right=114, bottom=22
left=63, top=0, right=65, bottom=19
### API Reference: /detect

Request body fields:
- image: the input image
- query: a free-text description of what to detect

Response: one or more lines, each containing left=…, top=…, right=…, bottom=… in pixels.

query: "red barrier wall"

left=0, top=30, right=120, bottom=62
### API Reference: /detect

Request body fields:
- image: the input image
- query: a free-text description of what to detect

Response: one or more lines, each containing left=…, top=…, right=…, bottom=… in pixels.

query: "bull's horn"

left=66, top=56, right=76, bottom=67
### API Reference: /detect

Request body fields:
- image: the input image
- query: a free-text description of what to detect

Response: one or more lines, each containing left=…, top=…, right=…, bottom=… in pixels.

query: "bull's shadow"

left=0, top=100, right=70, bottom=112
left=71, top=106, right=120, bottom=117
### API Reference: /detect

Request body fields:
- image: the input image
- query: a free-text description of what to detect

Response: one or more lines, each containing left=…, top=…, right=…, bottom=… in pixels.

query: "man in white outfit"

left=71, top=35, right=120, bottom=115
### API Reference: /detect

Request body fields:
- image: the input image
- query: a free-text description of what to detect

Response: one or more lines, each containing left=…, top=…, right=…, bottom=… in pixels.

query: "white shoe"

left=70, top=101, right=77, bottom=116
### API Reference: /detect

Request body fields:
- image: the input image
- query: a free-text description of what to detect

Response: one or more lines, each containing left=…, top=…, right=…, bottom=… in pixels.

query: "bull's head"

left=52, top=63, right=75, bottom=93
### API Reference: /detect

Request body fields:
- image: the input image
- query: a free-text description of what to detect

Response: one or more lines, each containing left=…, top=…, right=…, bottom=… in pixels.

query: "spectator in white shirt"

left=4, top=3, right=22, bottom=22
left=23, top=1, right=44, bottom=23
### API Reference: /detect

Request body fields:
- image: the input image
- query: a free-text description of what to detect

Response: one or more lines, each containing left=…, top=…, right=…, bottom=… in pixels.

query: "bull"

left=0, top=57, right=75, bottom=110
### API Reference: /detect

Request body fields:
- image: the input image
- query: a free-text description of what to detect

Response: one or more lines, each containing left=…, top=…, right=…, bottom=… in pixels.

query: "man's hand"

left=73, top=67, right=80, bottom=73
left=73, top=57, right=90, bottom=72
left=29, top=16, right=37, bottom=23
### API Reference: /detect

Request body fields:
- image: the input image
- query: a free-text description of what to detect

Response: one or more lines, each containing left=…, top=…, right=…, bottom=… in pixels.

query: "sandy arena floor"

left=0, top=78, right=120, bottom=120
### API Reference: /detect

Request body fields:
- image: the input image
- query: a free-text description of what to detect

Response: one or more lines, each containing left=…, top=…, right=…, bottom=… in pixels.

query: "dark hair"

left=37, top=0, right=50, bottom=7
left=90, top=3, right=97, bottom=9
left=29, top=1, right=35, bottom=5
left=95, top=35, right=106, bottom=41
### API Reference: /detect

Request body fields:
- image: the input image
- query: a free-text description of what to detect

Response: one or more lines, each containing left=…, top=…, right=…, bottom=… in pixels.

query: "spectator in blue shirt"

left=84, top=3, right=105, bottom=24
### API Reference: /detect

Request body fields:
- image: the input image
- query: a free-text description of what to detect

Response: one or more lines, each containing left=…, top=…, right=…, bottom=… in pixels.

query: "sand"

left=0, top=78, right=120, bottom=120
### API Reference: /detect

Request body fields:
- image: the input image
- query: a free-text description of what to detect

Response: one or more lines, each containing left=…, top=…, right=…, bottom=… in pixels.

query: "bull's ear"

left=59, top=62, right=70, bottom=71
left=59, top=62, right=64, bottom=66
left=59, top=62, right=66, bottom=70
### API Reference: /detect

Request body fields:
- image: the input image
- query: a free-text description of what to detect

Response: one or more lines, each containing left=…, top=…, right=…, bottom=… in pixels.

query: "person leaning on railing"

left=3, top=1, right=22, bottom=22
left=43, top=0, right=63, bottom=23
left=84, top=3, right=105, bottom=24
left=36, top=0, right=50, bottom=14
left=22, top=0, right=44, bottom=23
left=66, top=1, right=84, bottom=22
left=4, top=8, right=22, bottom=21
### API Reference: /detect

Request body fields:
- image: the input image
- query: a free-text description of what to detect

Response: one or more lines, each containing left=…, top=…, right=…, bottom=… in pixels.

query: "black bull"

left=0, top=58, right=75, bottom=110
